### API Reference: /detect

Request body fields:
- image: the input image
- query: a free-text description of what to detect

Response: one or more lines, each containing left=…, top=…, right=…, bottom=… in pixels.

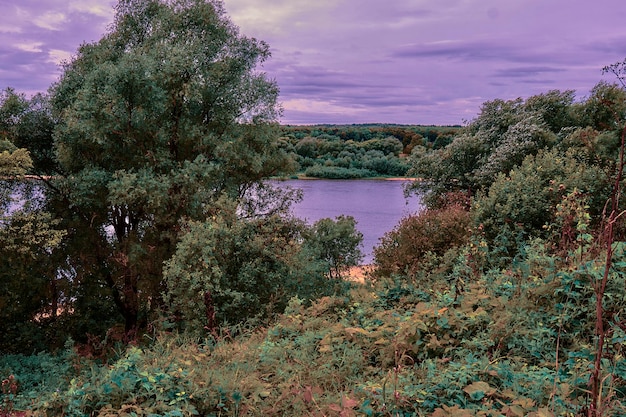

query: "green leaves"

left=0, top=147, right=32, bottom=177
left=45, top=0, right=294, bottom=337
left=303, top=215, right=364, bottom=279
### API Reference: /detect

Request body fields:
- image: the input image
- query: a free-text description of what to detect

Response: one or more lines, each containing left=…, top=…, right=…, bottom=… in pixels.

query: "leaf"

left=512, top=396, right=536, bottom=409
left=318, top=333, right=333, bottom=353
left=431, top=405, right=474, bottom=416
left=341, top=396, right=359, bottom=409
left=526, top=408, right=554, bottom=417
left=501, top=405, right=525, bottom=417
left=328, top=404, right=342, bottom=412
left=344, top=327, right=369, bottom=336
left=463, top=381, right=494, bottom=400
left=303, top=386, right=313, bottom=404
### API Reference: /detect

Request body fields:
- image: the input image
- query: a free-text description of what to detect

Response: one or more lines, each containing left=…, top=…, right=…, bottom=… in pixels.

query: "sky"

left=2, top=1, right=626, bottom=125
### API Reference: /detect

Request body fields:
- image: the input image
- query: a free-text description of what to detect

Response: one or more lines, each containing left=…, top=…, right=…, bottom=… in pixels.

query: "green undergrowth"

left=4, top=242, right=626, bottom=416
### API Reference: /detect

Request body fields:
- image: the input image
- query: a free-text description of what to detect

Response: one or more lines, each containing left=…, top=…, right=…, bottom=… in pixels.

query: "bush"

left=164, top=210, right=304, bottom=332
left=163, top=203, right=356, bottom=334
left=472, top=149, right=610, bottom=245
left=301, top=215, right=364, bottom=279
left=373, top=202, right=471, bottom=277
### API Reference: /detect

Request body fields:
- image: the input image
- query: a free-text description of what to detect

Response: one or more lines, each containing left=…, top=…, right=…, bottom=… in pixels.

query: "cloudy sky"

left=2, top=0, right=626, bottom=125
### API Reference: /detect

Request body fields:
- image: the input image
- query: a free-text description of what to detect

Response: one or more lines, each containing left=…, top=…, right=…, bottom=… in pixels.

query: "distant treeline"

left=277, top=124, right=461, bottom=178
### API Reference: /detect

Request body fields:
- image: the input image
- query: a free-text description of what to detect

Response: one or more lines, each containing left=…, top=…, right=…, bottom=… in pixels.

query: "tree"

left=302, top=216, right=363, bottom=279
left=408, top=90, right=596, bottom=207
left=48, top=0, right=293, bottom=338
left=163, top=200, right=342, bottom=332
left=0, top=88, right=57, bottom=175
left=0, top=92, right=66, bottom=352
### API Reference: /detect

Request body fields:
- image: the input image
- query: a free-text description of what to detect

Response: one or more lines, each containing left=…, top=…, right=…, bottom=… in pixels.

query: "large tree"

left=48, top=0, right=293, bottom=337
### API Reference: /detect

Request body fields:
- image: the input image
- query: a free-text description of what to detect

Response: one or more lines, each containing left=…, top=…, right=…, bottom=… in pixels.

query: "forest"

left=275, top=124, right=459, bottom=179
left=2, top=0, right=626, bottom=416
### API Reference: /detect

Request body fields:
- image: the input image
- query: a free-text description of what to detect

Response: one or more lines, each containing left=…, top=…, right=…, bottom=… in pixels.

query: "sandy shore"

left=346, top=265, right=375, bottom=283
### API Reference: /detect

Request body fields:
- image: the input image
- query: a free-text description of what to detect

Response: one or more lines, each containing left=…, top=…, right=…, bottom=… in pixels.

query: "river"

left=4, top=179, right=422, bottom=264
left=273, top=179, right=423, bottom=263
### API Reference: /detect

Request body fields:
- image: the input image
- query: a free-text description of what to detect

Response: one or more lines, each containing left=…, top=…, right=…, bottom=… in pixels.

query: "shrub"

left=164, top=210, right=306, bottom=332
left=373, top=202, right=471, bottom=277
left=472, top=148, right=610, bottom=246
left=301, top=215, right=364, bottom=279
left=163, top=203, right=356, bottom=334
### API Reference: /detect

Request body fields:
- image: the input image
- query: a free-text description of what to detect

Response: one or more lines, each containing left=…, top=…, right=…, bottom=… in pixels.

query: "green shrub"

left=163, top=203, right=356, bottom=334
left=472, top=148, right=610, bottom=246
left=21, top=253, right=625, bottom=416
left=301, top=215, right=364, bottom=279
left=0, top=343, right=77, bottom=412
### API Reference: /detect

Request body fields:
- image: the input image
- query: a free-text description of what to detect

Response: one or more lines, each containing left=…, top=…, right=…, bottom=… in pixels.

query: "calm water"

left=274, top=179, right=422, bottom=263
left=5, top=180, right=421, bottom=264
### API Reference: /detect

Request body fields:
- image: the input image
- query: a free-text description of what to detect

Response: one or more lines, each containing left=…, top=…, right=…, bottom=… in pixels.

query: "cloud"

left=224, top=0, right=337, bottom=36
left=493, top=66, right=566, bottom=78
left=4, top=0, right=626, bottom=125
left=0, top=5, right=26, bottom=34
left=69, top=0, right=115, bottom=18
left=47, top=49, right=73, bottom=65
left=0, top=24, right=21, bottom=34
left=15, top=42, right=44, bottom=53
left=33, top=11, right=68, bottom=31
left=390, top=39, right=541, bottom=63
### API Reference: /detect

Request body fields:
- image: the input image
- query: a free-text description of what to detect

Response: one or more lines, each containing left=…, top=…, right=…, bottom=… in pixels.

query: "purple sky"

left=2, top=1, right=626, bottom=125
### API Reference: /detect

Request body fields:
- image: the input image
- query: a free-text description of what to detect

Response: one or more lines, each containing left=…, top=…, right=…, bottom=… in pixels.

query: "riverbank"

left=346, top=265, right=374, bottom=283
left=274, top=175, right=418, bottom=181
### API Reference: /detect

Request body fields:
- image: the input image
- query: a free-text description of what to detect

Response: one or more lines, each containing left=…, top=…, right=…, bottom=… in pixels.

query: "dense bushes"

left=303, top=165, right=374, bottom=179
left=373, top=200, right=471, bottom=277
left=8, top=241, right=626, bottom=416
left=408, top=86, right=626, bottom=209
left=163, top=203, right=362, bottom=333
left=278, top=127, right=421, bottom=178
left=473, top=149, right=610, bottom=244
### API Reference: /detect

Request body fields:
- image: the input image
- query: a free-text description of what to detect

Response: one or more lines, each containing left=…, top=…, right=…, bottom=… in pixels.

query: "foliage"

left=13, top=233, right=626, bottom=416
left=5, top=8, right=626, bottom=412
left=0, top=92, right=67, bottom=352
left=0, top=88, right=56, bottom=175
left=277, top=125, right=441, bottom=178
left=164, top=203, right=360, bottom=333
left=41, top=0, right=294, bottom=340
left=472, top=148, right=610, bottom=246
left=303, top=165, right=375, bottom=179
left=407, top=87, right=623, bottom=207
left=471, top=115, right=556, bottom=188
left=302, top=215, right=364, bottom=279
left=373, top=201, right=471, bottom=277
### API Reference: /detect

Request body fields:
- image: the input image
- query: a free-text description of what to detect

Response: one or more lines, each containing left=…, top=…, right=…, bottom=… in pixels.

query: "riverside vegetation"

left=2, top=0, right=626, bottom=415
left=275, top=124, right=459, bottom=179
